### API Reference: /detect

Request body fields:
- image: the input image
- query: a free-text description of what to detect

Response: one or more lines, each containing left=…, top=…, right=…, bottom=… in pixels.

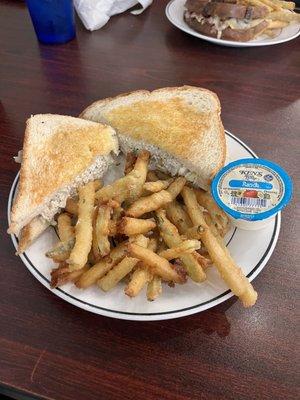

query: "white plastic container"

left=211, top=158, right=293, bottom=230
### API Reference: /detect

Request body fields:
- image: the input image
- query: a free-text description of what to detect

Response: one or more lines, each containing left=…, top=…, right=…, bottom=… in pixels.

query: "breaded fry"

left=126, top=190, right=172, bottom=218
left=125, top=267, right=152, bottom=297
left=97, top=235, right=148, bottom=291
left=267, top=20, right=289, bottom=29
left=147, top=170, right=159, bottom=182
left=269, top=0, right=295, bottom=10
left=125, top=238, right=157, bottom=297
left=155, top=209, right=206, bottom=282
left=68, top=182, right=95, bottom=270
left=95, top=151, right=150, bottom=203
left=166, top=200, right=192, bottom=235
left=166, top=177, right=186, bottom=200
left=76, top=242, right=128, bottom=288
left=46, top=237, right=75, bottom=262
left=266, top=10, right=300, bottom=21
left=94, top=204, right=111, bottom=257
left=118, top=217, right=156, bottom=236
left=125, top=152, right=137, bottom=175
left=127, top=243, right=185, bottom=283
left=184, top=225, right=204, bottom=240
left=143, top=178, right=174, bottom=193
left=93, top=179, right=103, bottom=192
left=159, top=240, right=200, bottom=260
left=57, top=213, right=74, bottom=242
left=50, top=264, right=89, bottom=288
left=195, top=189, right=230, bottom=237
left=65, top=197, right=78, bottom=215
left=98, top=257, right=140, bottom=291
left=182, top=186, right=257, bottom=307
left=147, top=276, right=162, bottom=301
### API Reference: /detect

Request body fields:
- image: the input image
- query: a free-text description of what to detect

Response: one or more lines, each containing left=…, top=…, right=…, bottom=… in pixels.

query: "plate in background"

left=166, top=0, right=300, bottom=48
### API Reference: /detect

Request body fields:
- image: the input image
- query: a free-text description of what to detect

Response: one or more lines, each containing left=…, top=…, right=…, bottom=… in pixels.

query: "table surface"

left=0, top=1, right=299, bottom=399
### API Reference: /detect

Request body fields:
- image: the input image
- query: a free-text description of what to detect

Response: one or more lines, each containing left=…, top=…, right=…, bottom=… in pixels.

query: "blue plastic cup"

left=26, top=0, right=76, bottom=44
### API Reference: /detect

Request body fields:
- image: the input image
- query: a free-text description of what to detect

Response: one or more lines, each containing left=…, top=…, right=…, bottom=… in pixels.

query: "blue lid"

left=211, top=158, right=293, bottom=221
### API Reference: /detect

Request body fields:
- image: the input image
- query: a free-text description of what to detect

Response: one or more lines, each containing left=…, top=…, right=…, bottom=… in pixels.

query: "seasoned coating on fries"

left=68, top=182, right=95, bottom=270
left=45, top=157, right=264, bottom=306
left=269, top=0, right=295, bottom=10
left=182, top=186, right=257, bottom=307
left=204, top=213, right=228, bottom=251
left=185, top=225, right=204, bottom=240
left=50, top=264, right=89, bottom=288
left=266, top=10, right=300, bottom=22
left=93, top=179, right=103, bottom=192
left=97, top=235, right=148, bottom=291
left=98, top=257, right=140, bottom=292
left=256, top=0, right=281, bottom=10
left=57, top=213, right=74, bottom=242
left=143, top=178, right=174, bottom=193
left=147, top=276, right=162, bottom=301
left=166, top=201, right=192, bottom=235
left=125, top=238, right=157, bottom=297
left=129, top=150, right=150, bottom=200
left=125, top=152, right=137, bottom=175
left=155, top=170, right=171, bottom=180
left=147, top=170, right=159, bottom=182
left=46, top=237, right=75, bottom=262
left=267, top=20, right=289, bottom=28
left=155, top=209, right=206, bottom=282
left=125, top=267, right=152, bottom=297
left=195, top=189, right=230, bottom=237
left=65, top=197, right=78, bottom=215
left=127, top=243, right=185, bottom=283
left=167, top=177, right=186, bottom=200
left=94, top=204, right=111, bottom=257
left=193, top=251, right=212, bottom=270
left=126, top=190, right=172, bottom=218
left=201, top=225, right=257, bottom=307
left=76, top=242, right=128, bottom=288
left=95, top=151, right=150, bottom=203
left=159, top=240, right=200, bottom=260
left=118, top=217, right=156, bottom=236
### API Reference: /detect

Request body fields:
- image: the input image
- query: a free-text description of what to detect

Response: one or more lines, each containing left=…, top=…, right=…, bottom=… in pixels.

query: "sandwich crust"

left=81, top=86, right=226, bottom=188
left=9, top=114, right=118, bottom=235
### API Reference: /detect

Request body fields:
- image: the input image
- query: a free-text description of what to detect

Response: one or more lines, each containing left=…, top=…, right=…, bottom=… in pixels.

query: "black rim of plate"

left=9, top=131, right=279, bottom=317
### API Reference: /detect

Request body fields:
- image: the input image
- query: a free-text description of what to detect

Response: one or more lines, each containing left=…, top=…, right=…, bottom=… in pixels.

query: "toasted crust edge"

left=80, top=86, right=226, bottom=183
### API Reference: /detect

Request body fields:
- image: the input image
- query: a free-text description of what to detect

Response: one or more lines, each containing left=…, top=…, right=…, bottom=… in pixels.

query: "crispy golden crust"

left=9, top=115, right=118, bottom=234
left=17, top=216, right=50, bottom=254
left=80, top=86, right=226, bottom=185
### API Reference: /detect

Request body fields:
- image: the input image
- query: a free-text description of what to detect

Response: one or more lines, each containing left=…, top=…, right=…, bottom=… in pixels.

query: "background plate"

left=166, top=0, right=300, bottom=47
left=8, top=131, right=280, bottom=321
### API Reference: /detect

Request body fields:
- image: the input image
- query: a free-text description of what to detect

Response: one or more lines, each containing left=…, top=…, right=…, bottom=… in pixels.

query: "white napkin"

left=74, top=0, right=153, bottom=31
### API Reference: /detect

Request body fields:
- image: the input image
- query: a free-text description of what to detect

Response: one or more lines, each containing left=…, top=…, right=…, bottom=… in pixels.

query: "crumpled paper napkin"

left=74, top=0, right=153, bottom=31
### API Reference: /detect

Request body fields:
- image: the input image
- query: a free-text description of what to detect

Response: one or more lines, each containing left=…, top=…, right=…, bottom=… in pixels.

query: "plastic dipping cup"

left=211, top=158, right=293, bottom=230
left=26, top=0, right=76, bottom=44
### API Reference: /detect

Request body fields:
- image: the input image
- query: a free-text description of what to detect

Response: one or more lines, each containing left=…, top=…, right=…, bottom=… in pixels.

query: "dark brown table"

left=0, top=1, right=299, bottom=399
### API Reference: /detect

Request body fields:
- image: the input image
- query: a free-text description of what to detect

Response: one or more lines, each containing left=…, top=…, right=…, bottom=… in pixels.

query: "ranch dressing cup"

left=211, top=158, right=293, bottom=230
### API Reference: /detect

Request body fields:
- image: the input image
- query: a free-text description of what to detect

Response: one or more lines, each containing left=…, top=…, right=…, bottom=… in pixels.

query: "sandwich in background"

left=184, top=0, right=300, bottom=42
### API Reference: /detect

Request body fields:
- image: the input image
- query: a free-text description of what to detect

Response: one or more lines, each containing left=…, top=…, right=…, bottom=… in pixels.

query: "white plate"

left=8, top=131, right=280, bottom=321
left=166, top=0, right=300, bottom=47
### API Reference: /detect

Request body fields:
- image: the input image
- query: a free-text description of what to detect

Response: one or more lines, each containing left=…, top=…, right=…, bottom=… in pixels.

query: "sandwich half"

left=80, top=86, right=226, bottom=190
left=8, top=114, right=119, bottom=249
left=184, top=0, right=269, bottom=41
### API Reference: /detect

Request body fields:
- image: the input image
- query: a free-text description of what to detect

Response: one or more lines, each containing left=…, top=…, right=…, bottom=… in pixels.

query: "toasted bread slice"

left=17, top=216, right=50, bottom=254
left=8, top=114, right=118, bottom=235
left=80, top=86, right=226, bottom=190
